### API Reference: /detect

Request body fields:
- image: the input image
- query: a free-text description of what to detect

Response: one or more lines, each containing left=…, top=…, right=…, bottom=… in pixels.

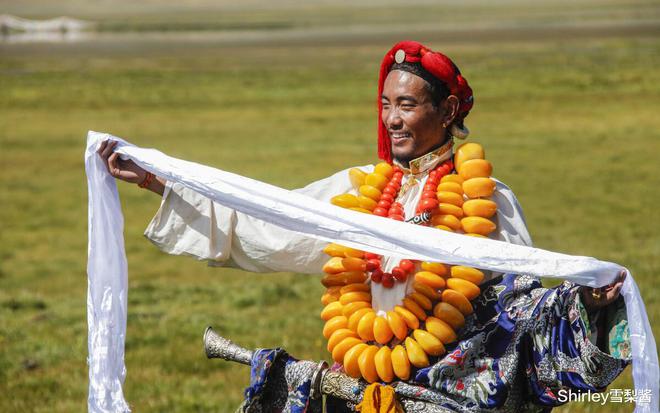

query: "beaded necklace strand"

left=320, top=142, right=498, bottom=383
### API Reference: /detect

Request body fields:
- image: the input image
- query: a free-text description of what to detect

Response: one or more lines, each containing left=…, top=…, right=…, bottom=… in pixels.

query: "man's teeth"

left=391, top=133, right=410, bottom=139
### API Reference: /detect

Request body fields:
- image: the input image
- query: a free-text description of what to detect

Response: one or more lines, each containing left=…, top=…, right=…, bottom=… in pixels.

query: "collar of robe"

left=392, top=138, right=454, bottom=176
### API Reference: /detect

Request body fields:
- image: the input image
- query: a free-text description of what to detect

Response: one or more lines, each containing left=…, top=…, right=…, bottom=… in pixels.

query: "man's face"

left=381, top=70, right=446, bottom=165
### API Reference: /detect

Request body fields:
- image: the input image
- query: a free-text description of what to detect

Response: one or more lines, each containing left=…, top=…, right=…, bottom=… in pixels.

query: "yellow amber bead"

left=339, top=291, right=371, bottom=306
left=373, top=316, right=394, bottom=344
left=436, top=191, right=464, bottom=207
left=331, top=193, right=360, bottom=209
left=357, top=311, right=377, bottom=341
left=447, top=278, right=481, bottom=301
left=394, top=305, right=420, bottom=330
left=321, top=287, right=341, bottom=305
left=437, top=203, right=464, bottom=218
left=435, top=225, right=452, bottom=231
left=436, top=182, right=463, bottom=195
left=365, top=173, right=388, bottom=191
left=322, top=271, right=368, bottom=287
left=358, top=345, right=380, bottom=383
left=374, top=346, right=395, bottom=383
left=409, top=292, right=433, bottom=311
left=349, top=168, right=367, bottom=189
left=450, top=266, right=485, bottom=285
left=359, top=185, right=382, bottom=201
left=349, top=207, right=373, bottom=214
left=454, top=142, right=485, bottom=172
left=461, top=216, right=496, bottom=236
left=458, top=159, right=492, bottom=180
left=332, top=336, right=363, bottom=363
left=433, top=302, right=465, bottom=329
left=348, top=308, right=373, bottom=331
left=414, top=271, right=447, bottom=290
left=440, top=174, right=464, bottom=185
left=403, top=297, right=428, bottom=321
left=462, top=199, right=497, bottom=218
left=357, top=195, right=378, bottom=211
left=386, top=310, right=408, bottom=341
left=327, top=328, right=358, bottom=352
left=420, top=262, right=449, bottom=276
left=462, top=177, right=495, bottom=198
left=374, top=162, right=395, bottom=179
left=431, top=214, right=462, bottom=230
left=413, top=281, right=441, bottom=301
left=404, top=337, right=430, bottom=368
left=342, top=301, right=371, bottom=318
left=322, top=257, right=346, bottom=274
left=323, top=316, right=349, bottom=339
left=321, top=301, right=343, bottom=321
left=425, top=316, right=458, bottom=344
left=341, top=257, right=367, bottom=272
left=340, top=283, right=370, bottom=295
left=343, top=343, right=369, bottom=378
left=323, top=243, right=364, bottom=258
left=413, top=329, right=446, bottom=356
left=391, top=345, right=411, bottom=380
left=441, top=289, right=474, bottom=316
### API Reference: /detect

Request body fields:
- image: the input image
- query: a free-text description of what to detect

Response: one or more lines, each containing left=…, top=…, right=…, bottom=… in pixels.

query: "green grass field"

left=1, top=1, right=659, bottom=411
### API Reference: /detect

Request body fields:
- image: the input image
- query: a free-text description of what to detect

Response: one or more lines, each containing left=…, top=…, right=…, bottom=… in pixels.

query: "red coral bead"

left=382, top=273, right=394, bottom=288
left=383, top=186, right=397, bottom=196
left=421, top=190, right=437, bottom=200
left=371, top=269, right=383, bottom=283
left=373, top=207, right=388, bottom=217
left=377, top=200, right=392, bottom=209
left=392, top=267, right=407, bottom=281
left=420, top=198, right=439, bottom=211
left=389, top=214, right=405, bottom=221
left=380, top=193, right=394, bottom=203
left=364, top=252, right=380, bottom=260
left=365, top=259, right=381, bottom=271
left=399, top=259, right=415, bottom=273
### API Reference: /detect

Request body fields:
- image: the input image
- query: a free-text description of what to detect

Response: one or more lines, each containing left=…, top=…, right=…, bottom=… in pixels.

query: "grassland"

left=1, top=1, right=659, bottom=411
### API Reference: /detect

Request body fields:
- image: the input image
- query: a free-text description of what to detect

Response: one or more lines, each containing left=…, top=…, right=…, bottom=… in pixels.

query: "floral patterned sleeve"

left=414, top=274, right=632, bottom=412
left=576, top=293, right=631, bottom=360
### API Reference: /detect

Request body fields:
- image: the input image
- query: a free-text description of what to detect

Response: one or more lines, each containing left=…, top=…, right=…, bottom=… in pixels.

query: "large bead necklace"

left=320, top=142, right=498, bottom=384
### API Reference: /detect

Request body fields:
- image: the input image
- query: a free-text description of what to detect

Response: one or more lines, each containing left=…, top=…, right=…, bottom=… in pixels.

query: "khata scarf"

left=85, top=131, right=658, bottom=412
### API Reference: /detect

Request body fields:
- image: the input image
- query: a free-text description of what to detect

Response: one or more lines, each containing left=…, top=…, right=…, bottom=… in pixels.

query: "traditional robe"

left=143, top=146, right=630, bottom=411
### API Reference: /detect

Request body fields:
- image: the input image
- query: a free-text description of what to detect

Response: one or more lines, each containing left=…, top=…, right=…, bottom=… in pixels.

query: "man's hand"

left=580, top=270, right=626, bottom=313
left=97, top=140, right=147, bottom=184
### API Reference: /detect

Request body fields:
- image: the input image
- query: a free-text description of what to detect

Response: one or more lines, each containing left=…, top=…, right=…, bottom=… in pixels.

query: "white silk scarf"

left=85, top=131, right=658, bottom=412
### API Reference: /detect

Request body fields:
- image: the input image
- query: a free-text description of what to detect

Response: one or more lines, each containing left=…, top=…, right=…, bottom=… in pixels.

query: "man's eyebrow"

left=397, top=95, right=419, bottom=103
left=380, top=95, right=420, bottom=103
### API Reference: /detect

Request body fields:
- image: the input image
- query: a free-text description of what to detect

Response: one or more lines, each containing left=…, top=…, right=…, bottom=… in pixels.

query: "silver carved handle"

left=203, top=326, right=253, bottom=365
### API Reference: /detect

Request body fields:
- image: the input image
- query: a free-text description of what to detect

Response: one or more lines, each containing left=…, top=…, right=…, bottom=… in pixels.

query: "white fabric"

left=144, top=159, right=531, bottom=314
left=85, top=131, right=658, bottom=412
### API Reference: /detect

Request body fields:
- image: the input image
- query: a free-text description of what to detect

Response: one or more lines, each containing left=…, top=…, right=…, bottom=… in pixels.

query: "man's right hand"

left=97, top=140, right=147, bottom=184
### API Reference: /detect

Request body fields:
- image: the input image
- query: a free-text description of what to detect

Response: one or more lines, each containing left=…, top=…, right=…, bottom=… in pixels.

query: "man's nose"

left=386, top=108, right=403, bottom=129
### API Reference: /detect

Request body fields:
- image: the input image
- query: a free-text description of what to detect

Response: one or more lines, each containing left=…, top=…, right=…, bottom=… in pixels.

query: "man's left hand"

left=580, top=270, right=626, bottom=312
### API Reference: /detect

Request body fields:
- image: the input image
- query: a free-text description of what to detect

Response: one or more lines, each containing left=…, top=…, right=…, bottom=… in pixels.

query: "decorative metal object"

left=203, top=326, right=253, bottom=365
left=203, top=326, right=456, bottom=412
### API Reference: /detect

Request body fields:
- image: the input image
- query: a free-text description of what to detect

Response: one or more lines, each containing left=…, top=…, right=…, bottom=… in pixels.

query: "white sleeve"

left=491, top=178, right=533, bottom=247
left=144, top=165, right=374, bottom=274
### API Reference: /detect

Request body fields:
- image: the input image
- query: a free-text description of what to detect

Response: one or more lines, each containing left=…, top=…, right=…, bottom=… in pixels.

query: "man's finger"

left=100, top=141, right=115, bottom=159
left=97, top=140, right=108, bottom=154
left=108, top=153, right=120, bottom=176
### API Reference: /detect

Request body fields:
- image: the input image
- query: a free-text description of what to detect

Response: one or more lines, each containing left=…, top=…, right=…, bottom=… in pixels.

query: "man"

left=97, top=41, right=629, bottom=411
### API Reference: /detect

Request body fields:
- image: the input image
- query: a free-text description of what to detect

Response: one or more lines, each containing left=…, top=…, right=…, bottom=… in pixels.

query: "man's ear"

left=442, top=95, right=460, bottom=125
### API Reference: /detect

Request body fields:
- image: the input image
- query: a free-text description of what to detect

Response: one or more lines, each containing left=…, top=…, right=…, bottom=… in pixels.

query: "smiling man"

left=98, top=41, right=631, bottom=412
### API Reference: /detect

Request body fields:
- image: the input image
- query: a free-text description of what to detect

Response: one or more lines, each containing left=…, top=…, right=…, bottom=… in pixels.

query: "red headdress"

left=377, top=41, right=474, bottom=163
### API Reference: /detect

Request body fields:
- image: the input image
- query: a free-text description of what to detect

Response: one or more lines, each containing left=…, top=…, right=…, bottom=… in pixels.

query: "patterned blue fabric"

left=242, top=348, right=319, bottom=413
left=410, top=274, right=630, bottom=412
left=242, top=274, right=630, bottom=412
